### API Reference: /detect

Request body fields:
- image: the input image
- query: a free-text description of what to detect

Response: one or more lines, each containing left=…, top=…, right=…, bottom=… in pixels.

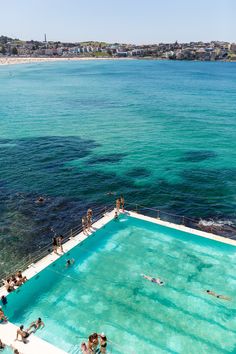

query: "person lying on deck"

left=141, top=274, right=164, bottom=286
left=205, top=290, right=231, bottom=301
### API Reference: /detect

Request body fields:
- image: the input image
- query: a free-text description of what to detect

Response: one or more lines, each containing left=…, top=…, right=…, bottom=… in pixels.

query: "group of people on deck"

left=81, top=332, right=107, bottom=354
left=82, top=208, right=93, bottom=234
left=3, top=271, right=27, bottom=293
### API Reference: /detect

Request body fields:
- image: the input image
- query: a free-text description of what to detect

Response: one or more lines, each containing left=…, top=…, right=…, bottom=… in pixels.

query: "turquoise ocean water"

left=0, top=60, right=236, bottom=269
left=5, top=216, right=236, bottom=353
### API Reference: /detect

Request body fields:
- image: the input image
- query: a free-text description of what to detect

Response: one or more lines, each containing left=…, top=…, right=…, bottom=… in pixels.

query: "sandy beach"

left=0, top=56, right=132, bottom=66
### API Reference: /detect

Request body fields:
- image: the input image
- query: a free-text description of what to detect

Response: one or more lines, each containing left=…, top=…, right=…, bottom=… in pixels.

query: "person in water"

left=141, top=274, right=164, bottom=286
left=99, top=333, right=107, bottom=353
left=87, top=208, right=93, bottom=227
left=35, top=196, right=45, bottom=204
left=114, top=211, right=119, bottom=220
left=105, top=191, right=116, bottom=196
left=27, top=318, right=45, bottom=333
left=205, top=290, right=231, bottom=301
left=87, top=333, right=99, bottom=353
left=66, top=259, right=75, bottom=267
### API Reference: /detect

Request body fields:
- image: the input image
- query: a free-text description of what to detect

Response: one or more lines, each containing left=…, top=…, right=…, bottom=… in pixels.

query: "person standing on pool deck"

left=82, top=216, right=87, bottom=234
left=87, top=208, right=93, bottom=230
left=116, top=198, right=121, bottom=213
left=57, top=235, right=64, bottom=253
left=120, top=195, right=125, bottom=212
left=52, top=236, right=58, bottom=254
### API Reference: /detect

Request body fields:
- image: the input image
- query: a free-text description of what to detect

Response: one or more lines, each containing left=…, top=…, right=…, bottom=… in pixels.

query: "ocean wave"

left=198, top=219, right=235, bottom=228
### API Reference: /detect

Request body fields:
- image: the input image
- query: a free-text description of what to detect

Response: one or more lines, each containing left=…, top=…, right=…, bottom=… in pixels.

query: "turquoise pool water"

left=1, top=60, right=236, bottom=272
left=4, top=215, right=236, bottom=353
left=0, top=347, right=13, bottom=353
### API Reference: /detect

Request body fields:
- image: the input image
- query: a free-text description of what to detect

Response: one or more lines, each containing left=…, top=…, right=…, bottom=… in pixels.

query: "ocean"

left=0, top=59, right=236, bottom=270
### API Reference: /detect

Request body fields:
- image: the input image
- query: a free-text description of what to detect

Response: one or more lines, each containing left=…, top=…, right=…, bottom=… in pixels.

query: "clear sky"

left=1, top=0, right=236, bottom=43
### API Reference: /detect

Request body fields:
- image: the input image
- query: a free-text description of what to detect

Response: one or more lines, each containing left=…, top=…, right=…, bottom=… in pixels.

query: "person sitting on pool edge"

left=1, top=295, right=7, bottom=306
left=0, top=339, right=5, bottom=350
left=27, top=318, right=45, bottom=333
left=141, top=274, right=164, bottom=286
left=205, top=290, right=231, bottom=301
left=15, top=325, right=30, bottom=343
left=0, top=307, right=7, bottom=323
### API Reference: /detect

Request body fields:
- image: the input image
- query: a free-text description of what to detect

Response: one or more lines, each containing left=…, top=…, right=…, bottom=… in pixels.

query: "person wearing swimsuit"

left=205, top=290, right=231, bottom=301
left=99, top=333, right=107, bottom=353
left=141, top=274, right=164, bottom=286
left=52, top=236, right=58, bottom=254
left=16, top=325, right=30, bottom=343
left=27, top=317, right=45, bottom=333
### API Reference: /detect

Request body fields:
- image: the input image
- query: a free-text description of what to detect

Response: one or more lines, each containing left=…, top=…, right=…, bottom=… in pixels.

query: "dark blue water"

left=0, top=60, right=236, bottom=270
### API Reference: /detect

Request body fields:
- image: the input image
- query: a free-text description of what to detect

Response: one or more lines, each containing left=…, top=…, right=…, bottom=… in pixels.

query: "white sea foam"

left=198, top=219, right=234, bottom=228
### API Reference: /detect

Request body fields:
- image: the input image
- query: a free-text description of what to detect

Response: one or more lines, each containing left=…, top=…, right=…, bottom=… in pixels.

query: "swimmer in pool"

left=27, top=318, right=45, bottom=333
left=141, top=274, right=164, bottom=286
left=66, top=259, right=75, bottom=267
left=205, top=290, right=231, bottom=301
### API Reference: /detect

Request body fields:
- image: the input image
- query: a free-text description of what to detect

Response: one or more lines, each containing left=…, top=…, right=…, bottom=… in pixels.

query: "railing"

left=0, top=204, right=114, bottom=285
left=125, top=202, right=236, bottom=240
left=1, top=201, right=235, bottom=286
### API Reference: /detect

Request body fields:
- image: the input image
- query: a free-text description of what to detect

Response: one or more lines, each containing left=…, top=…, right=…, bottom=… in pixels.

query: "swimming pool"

left=0, top=346, right=13, bottom=354
left=4, top=214, right=236, bottom=353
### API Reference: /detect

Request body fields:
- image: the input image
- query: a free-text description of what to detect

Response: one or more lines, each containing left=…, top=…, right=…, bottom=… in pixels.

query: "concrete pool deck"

left=0, top=208, right=235, bottom=353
